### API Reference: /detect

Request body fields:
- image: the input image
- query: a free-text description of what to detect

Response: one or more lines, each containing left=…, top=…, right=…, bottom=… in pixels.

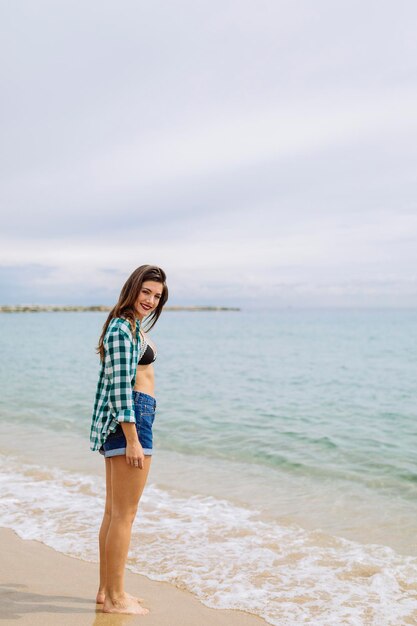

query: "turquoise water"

left=1, top=309, right=417, bottom=625
left=2, top=309, right=416, bottom=497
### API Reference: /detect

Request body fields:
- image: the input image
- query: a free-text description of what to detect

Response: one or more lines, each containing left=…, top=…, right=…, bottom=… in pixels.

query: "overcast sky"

left=1, top=0, right=417, bottom=307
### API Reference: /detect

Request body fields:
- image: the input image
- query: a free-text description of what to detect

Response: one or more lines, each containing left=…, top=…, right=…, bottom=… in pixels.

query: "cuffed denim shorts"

left=100, top=391, right=156, bottom=458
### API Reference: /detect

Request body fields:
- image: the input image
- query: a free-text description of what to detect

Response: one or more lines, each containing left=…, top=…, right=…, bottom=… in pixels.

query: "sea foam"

left=1, top=454, right=417, bottom=625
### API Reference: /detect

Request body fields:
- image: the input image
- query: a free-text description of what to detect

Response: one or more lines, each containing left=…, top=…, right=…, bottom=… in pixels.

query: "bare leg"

left=103, top=455, right=152, bottom=615
left=96, top=457, right=147, bottom=606
left=96, top=458, right=112, bottom=603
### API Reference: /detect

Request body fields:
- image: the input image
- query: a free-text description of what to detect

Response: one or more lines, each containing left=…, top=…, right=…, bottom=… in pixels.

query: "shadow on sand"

left=0, top=583, right=141, bottom=625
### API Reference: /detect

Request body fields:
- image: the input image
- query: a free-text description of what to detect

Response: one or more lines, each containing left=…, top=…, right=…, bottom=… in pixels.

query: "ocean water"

left=0, top=309, right=417, bottom=626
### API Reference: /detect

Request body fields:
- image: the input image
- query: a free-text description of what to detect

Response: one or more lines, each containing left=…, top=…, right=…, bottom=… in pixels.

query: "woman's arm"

left=105, top=327, right=145, bottom=468
left=120, top=423, right=145, bottom=469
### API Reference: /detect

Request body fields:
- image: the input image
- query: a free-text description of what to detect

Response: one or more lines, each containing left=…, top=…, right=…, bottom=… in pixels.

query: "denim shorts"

left=100, top=391, right=156, bottom=458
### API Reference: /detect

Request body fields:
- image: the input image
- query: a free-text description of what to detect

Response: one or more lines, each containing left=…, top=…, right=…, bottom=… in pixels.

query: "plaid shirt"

left=90, top=317, right=143, bottom=451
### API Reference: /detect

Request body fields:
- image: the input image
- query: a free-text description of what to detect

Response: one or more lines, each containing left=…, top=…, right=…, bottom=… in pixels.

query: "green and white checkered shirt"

left=90, top=317, right=142, bottom=451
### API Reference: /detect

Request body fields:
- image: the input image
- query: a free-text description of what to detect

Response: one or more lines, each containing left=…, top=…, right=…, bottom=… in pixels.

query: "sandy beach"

left=0, top=527, right=269, bottom=626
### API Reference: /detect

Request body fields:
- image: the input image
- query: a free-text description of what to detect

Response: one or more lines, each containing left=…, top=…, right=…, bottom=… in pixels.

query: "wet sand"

left=0, top=527, right=269, bottom=626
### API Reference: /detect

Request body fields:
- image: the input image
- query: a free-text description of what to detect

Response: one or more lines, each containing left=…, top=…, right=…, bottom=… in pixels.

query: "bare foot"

left=103, top=593, right=149, bottom=615
left=96, top=590, right=144, bottom=604
left=96, top=590, right=106, bottom=604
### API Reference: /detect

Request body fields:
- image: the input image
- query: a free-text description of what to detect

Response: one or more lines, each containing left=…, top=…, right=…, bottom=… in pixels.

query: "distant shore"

left=0, top=304, right=240, bottom=313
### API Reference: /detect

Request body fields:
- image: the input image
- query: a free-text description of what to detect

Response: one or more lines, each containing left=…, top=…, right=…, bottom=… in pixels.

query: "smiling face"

left=134, top=280, right=164, bottom=320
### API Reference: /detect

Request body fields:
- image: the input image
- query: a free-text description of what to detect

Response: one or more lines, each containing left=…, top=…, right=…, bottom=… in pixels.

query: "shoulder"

left=105, top=317, right=138, bottom=343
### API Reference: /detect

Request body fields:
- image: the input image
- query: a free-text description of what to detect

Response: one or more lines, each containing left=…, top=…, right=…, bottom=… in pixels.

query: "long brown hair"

left=96, top=265, right=168, bottom=361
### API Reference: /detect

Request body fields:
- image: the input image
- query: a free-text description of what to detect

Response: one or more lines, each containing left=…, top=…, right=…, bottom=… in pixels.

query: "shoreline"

left=0, top=526, right=269, bottom=626
left=0, top=305, right=240, bottom=313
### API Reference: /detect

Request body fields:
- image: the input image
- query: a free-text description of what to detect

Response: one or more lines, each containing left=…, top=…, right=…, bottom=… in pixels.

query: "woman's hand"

left=120, top=424, right=145, bottom=469
left=126, top=440, right=145, bottom=469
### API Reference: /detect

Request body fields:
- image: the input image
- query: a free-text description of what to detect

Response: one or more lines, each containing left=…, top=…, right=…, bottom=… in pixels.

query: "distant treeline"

left=0, top=305, right=240, bottom=313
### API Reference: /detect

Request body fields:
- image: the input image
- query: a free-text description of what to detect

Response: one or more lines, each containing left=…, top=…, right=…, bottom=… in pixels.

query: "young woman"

left=90, top=264, right=168, bottom=615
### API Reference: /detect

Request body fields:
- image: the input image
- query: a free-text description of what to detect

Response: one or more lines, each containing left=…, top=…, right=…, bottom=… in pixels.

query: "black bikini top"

left=138, top=330, right=157, bottom=365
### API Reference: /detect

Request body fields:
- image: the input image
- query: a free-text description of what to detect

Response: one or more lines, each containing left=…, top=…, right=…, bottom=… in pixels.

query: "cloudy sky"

left=1, top=0, right=417, bottom=307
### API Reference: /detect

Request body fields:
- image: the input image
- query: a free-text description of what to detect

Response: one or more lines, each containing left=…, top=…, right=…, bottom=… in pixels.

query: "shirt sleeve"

left=104, top=327, right=136, bottom=423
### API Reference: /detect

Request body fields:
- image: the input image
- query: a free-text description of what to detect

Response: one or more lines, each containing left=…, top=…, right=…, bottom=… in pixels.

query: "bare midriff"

left=133, top=363, right=155, bottom=397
